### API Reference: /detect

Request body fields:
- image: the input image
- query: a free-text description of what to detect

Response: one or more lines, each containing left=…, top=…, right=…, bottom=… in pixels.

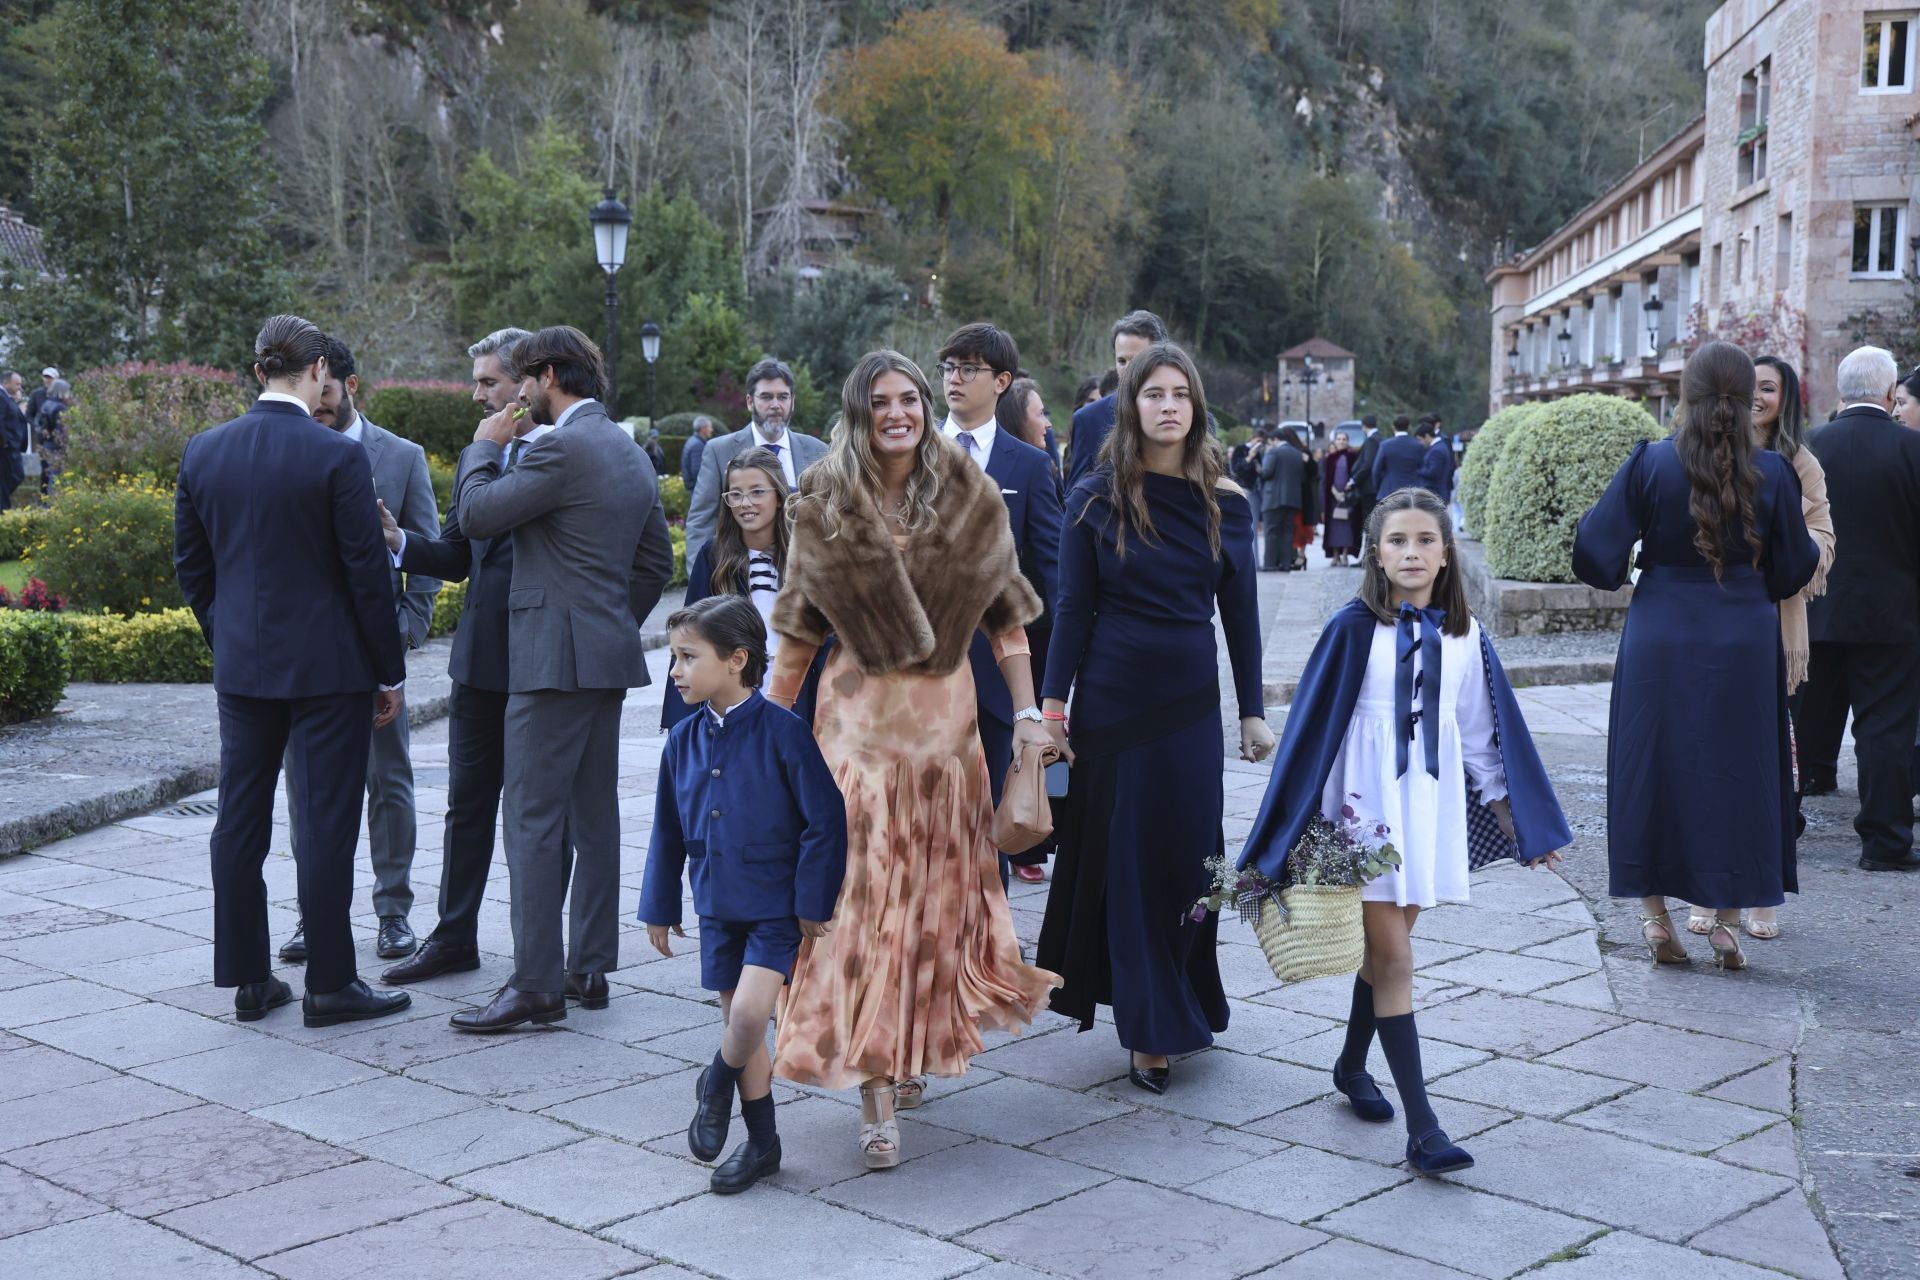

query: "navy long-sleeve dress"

left=1037, top=472, right=1264, bottom=1055
left=1572, top=439, right=1818, bottom=907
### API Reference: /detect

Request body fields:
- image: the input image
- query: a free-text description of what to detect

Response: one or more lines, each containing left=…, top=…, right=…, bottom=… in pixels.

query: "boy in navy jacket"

left=640, top=596, right=847, bottom=1194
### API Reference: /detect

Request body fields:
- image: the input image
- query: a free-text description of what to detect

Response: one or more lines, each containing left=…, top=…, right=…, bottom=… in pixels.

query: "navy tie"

left=1394, top=602, right=1445, bottom=780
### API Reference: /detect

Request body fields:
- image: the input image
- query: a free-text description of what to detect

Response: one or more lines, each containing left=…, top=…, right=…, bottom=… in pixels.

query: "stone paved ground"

left=0, top=556, right=1890, bottom=1280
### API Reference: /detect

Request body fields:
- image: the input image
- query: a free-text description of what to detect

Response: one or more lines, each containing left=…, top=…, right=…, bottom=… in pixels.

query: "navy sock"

left=1375, top=1012, right=1439, bottom=1139
left=709, top=1050, right=743, bottom=1097
left=1337, top=975, right=1377, bottom=1078
left=741, top=1092, right=777, bottom=1146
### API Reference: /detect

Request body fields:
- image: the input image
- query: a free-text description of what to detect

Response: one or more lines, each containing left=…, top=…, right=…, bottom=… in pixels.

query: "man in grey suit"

left=280, top=337, right=441, bottom=966
left=1260, top=427, right=1306, bottom=572
left=449, top=325, right=674, bottom=1031
left=684, top=357, right=829, bottom=559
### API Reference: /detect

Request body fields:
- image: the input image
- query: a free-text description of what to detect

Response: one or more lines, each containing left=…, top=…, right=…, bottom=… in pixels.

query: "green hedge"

left=671, top=525, right=687, bottom=589
left=1480, top=394, right=1663, bottom=583
left=427, top=454, right=455, bottom=516
left=0, top=507, right=44, bottom=561
left=0, top=611, right=71, bottom=722
left=362, top=383, right=477, bottom=461
left=654, top=412, right=705, bottom=437
left=1457, top=402, right=1546, bottom=536
left=429, top=579, right=466, bottom=638
left=65, top=609, right=211, bottom=682
left=659, top=475, right=689, bottom=523
left=27, top=480, right=184, bottom=616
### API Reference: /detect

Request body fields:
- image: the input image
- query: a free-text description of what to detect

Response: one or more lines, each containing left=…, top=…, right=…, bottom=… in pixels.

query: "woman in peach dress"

left=767, top=350, right=1059, bottom=1168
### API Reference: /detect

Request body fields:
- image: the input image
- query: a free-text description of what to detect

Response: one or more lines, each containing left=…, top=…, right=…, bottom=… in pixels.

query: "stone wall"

left=1458, top=537, right=1633, bottom=638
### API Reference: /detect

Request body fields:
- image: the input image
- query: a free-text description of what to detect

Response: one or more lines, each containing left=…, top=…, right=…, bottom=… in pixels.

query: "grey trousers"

left=501, top=687, right=626, bottom=993
left=286, top=710, right=416, bottom=920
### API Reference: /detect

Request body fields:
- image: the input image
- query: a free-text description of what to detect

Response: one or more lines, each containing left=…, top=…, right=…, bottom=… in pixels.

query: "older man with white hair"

left=1799, top=345, right=1920, bottom=871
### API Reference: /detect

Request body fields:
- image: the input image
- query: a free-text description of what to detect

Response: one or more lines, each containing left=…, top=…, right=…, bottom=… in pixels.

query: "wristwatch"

left=1013, top=706, right=1045, bottom=724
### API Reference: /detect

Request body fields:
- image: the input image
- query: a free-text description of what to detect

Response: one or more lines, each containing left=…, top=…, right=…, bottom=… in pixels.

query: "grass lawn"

left=0, top=559, right=26, bottom=593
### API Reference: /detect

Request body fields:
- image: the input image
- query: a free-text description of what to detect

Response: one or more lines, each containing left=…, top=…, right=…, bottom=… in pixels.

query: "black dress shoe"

left=565, top=972, right=610, bottom=1009
left=234, top=976, right=293, bottom=1022
left=278, top=924, right=307, bottom=964
left=1800, top=773, right=1837, bottom=797
left=449, top=984, right=565, bottom=1033
left=382, top=939, right=480, bottom=984
left=689, top=1065, right=734, bottom=1161
left=1859, top=850, right=1920, bottom=871
left=303, top=979, right=411, bottom=1028
left=711, top=1137, right=780, bottom=1194
left=376, top=916, right=417, bottom=960
left=1127, top=1054, right=1171, bottom=1096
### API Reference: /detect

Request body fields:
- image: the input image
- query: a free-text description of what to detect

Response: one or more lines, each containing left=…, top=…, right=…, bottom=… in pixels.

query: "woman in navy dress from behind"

left=1573, top=340, right=1819, bottom=972
left=1037, top=342, right=1274, bottom=1094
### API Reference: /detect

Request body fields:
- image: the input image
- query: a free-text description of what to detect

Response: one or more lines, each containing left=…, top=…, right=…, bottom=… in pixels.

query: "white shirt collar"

left=520, top=423, right=557, bottom=447
left=750, top=421, right=790, bottom=449
left=942, top=415, right=996, bottom=469
left=340, top=415, right=364, bottom=444
left=552, top=398, right=595, bottom=431
left=257, top=391, right=312, bottom=416
left=1843, top=401, right=1892, bottom=415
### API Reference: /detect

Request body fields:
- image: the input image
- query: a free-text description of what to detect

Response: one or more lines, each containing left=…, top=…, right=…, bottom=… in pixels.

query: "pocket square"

left=1001, top=487, right=1019, bottom=495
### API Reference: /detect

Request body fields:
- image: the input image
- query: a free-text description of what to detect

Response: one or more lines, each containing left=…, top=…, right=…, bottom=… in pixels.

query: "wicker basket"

left=1253, top=884, right=1365, bottom=984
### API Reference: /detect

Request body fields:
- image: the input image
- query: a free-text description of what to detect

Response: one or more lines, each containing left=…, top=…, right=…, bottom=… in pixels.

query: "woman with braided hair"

left=1573, top=340, right=1820, bottom=972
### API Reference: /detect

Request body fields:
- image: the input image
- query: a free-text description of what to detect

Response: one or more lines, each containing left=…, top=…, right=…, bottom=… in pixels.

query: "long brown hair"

left=1358, top=488, right=1470, bottom=637
left=792, top=349, right=944, bottom=539
left=1675, top=340, right=1763, bottom=577
left=1094, top=342, right=1226, bottom=559
left=708, top=446, right=789, bottom=598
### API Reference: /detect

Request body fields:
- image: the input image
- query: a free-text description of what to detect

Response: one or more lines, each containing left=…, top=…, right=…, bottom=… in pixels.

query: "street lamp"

left=1643, top=290, right=1664, bottom=359
left=1557, top=327, right=1573, bottom=369
left=639, top=320, right=662, bottom=431
left=589, top=187, right=631, bottom=415
left=1507, top=338, right=1521, bottom=380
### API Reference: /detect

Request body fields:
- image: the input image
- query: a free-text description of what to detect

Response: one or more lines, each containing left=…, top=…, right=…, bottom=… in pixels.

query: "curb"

left=1261, top=656, right=1613, bottom=709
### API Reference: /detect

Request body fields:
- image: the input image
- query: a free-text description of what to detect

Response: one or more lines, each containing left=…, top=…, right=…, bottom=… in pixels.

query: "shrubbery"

left=671, top=525, right=688, bottom=588
left=0, top=507, right=45, bottom=560
left=25, top=480, right=183, bottom=616
left=362, top=381, right=477, bottom=461
left=1457, top=402, right=1545, bottom=536
left=659, top=475, right=689, bottom=523
left=65, top=609, right=210, bottom=682
left=62, top=362, right=252, bottom=486
left=430, top=579, right=466, bottom=638
left=1480, top=394, right=1663, bottom=583
left=0, top=611, right=71, bottom=722
left=426, top=454, right=455, bottom=516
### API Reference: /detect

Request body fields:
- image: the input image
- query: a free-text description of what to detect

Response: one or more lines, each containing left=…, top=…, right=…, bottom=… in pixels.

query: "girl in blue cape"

left=1239, top=487, right=1570, bottom=1175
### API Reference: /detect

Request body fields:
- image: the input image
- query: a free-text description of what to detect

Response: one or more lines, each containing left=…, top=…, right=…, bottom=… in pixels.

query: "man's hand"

left=647, top=923, right=686, bottom=958
left=373, top=688, right=403, bottom=729
left=799, top=918, right=831, bottom=939
left=474, top=405, right=518, bottom=447
left=376, top=499, right=401, bottom=553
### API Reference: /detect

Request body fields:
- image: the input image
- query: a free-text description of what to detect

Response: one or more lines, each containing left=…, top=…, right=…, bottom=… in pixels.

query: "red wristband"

left=1041, top=710, right=1068, bottom=722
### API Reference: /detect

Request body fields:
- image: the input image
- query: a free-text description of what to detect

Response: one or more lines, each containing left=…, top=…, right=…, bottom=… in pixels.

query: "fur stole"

left=772, top=434, right=1043, bottom=676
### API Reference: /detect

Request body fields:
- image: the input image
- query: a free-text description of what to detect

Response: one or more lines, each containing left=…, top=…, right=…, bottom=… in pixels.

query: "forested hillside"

left=0, top=0, right=1717, bottom=424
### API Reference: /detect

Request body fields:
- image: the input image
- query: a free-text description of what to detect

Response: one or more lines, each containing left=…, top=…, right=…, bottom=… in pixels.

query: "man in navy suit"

left=1066, top=310, right=1169, bottom=489
left=937, top=323, right=1063, bottom=886
left=1373, top=415, right=1436, bottom=500
left=0, top=370, right=27, bottom=509
left=173, top=314, right=411, bottom=1029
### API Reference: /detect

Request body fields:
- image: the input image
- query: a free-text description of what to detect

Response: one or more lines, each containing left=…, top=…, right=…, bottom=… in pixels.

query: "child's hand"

left=1489, top=797, right=1516, bottom=842
left=799, top=918, right=831, bottom=939
left=1522, top=850, right=1565, bottom=872
left=646, top=923, right=685, bottom=957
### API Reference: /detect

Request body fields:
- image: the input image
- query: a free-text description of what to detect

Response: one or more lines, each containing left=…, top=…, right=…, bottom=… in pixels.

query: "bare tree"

left=754, top=0, right=844, bottom=278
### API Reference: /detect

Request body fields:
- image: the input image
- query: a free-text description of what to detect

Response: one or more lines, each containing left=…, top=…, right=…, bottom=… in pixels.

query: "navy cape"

left=1239, top=599, right=1572, bottom=880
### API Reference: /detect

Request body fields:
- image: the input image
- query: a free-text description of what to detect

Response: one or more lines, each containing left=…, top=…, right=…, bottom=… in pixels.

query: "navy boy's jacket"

left=639, top=690, right=847, bottom=926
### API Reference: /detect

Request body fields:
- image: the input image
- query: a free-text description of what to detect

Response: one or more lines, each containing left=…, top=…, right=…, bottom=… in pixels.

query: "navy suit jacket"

left=1372, top=433, right=1431, bottom=499
left=395, top=474, right=515, bottom=693
left=639, top=690, right=847, bottom=926
left=0, top=394, right=26, bottom=491
left=1419, top=439, right=1455, bottom=500
left=174, top=398, right=406, bottom=697
left=966, top=428, right=1063, bottom=728
left=1066, top=394, right=1116, bottom=491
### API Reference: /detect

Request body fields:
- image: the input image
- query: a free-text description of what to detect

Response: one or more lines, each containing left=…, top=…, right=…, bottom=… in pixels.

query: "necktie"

left=765, top=442, right=782, bottom=459
left=506, top=439, right=525, bottom=471
left=957, top=431, right=978, bottom=456
left=1394, top=602, right=1446, bottom=780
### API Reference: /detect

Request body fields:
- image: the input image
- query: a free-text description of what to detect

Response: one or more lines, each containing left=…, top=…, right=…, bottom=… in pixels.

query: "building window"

left=1853, top=203, right=1908, bottom=275
left=1777, top=213, right=1793, bottom=287
left=1738, top=58, right=1770, bottom=185
left=1864, top=14, right=1914, bottom=91
left=1734, top=234, right=1747, bottom=286
left=1710, top=243, right=1724, bottom=306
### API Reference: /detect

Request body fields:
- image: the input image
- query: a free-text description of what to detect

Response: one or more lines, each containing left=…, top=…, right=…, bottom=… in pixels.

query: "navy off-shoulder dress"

left=1573, top=439, right=1818, bottom=908
left=1037, top=472, right=1264, bottom=1055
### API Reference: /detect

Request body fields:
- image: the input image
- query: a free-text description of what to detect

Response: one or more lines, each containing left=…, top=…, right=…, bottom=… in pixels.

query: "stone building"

left=1275, top=337, right=1356, bottom=428
left=1487, top=0, right=1920, bottom=420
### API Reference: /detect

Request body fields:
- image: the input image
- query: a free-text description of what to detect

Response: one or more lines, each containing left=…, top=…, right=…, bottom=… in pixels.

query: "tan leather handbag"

left=993, top=740, right=1061, bottom=855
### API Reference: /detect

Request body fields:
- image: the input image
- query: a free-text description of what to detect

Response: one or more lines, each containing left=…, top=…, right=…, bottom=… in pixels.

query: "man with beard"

left=684, top=357, right=828, bottom=560
left=446, top=326, right=674, bottom=1031
left=277, top=337, right=440, bottom=967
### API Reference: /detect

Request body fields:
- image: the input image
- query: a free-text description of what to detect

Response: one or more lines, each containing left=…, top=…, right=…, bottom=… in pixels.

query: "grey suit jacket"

left=684, top=424, right=830, bottom=558
left=360, top=417, right=442, bottom=650
left=455, top=401, right=674, bottom=693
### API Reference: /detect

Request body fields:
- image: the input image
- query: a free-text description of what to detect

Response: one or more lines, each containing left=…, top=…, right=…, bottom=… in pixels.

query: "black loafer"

left=448, top=984, right=566, bottom=1033
left=1859, top=851, right=1920, bottom=871
left=711, top=1137, right=780, bottom=1194
left=303, top=979, right=411, bottom=1028
left=235, top=976, right=293, bottom=1022
left=689, top=1065, right=734, bottom=1162
left=1127, top=1055, right=1171, bottom=1095
left=565, top=972, right=610, bottom=1009
left=382, top=939, right=480, bottom=985
left=376, top=916, right=417, bottom=959
left=277, top=924, right=307, bottom=964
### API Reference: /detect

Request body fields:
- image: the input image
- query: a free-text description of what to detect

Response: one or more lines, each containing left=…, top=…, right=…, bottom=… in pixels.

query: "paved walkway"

left=0, top=560, right=1877, bottom=1279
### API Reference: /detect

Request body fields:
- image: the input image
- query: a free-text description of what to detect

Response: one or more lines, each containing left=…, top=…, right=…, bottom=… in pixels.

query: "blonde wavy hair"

left=792, top=349, right=946, bottom=538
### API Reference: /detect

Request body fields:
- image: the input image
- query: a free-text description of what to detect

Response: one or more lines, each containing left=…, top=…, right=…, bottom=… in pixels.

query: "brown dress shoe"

left=449, top=984, right=566, bottom=1033
left=382, top=939, right=481, bottom=985
left=564, top=972, right=610, bottom=1009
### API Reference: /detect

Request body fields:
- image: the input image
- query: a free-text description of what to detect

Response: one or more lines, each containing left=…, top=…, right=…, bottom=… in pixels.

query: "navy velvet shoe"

left=1406, top=1129, right=1474, bottom=1175
left=1332, top=1066, right=1395, bottom=1123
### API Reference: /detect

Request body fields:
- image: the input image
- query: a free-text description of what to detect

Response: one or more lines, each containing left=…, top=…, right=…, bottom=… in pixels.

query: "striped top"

left=748, top=551, right=781, bottom=656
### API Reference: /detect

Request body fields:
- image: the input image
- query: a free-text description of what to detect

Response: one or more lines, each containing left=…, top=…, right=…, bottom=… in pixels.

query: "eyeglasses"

left=723, top=487, right=777, bottom=507
left=752, top=392, right=792, bottom=406
left=937, top=362, right=991, bottom=383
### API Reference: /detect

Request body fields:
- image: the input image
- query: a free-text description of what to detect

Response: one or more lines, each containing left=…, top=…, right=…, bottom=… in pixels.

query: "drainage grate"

left=162, top=800, right=219, bottom=818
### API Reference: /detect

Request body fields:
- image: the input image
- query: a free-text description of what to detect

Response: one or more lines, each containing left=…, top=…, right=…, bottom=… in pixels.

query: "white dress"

left=1320, top=617, right=1507, bottom=908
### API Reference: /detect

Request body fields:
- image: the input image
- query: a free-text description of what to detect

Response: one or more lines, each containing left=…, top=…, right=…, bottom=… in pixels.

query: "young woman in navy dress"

left=1037, top=342, right=1274, bottom=1094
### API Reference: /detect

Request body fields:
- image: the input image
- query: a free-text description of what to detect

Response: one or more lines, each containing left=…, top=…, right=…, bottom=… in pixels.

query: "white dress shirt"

left=748, top=424, right=798, bottom=488
left=257, top=390, right=312, bottom=415
left=941, top=415, right=997, bottom=472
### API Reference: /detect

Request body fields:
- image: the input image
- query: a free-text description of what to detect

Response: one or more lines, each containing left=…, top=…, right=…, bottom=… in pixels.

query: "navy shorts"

left=698, top=916, right=802, bottom=992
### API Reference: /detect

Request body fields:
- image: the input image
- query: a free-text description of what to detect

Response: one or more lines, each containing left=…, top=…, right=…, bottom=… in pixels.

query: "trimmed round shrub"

left=0, top=611, right=72, bottom=721
left=62, top=362, right=252, bottom=486
left=653, top=412, right=705, bottom=437
left=28, top=480, right=183, bottom=616
left=1457, top=401, right=1546, bottom=536
left=361, top=382, right=478, bottom=461
left=658, top=475, right=689, bottom=524
left=64, top=609, right=210, bottom=682
left=426, top=454, right=455, bottom=517
left=429, top=580, right=466, bottom=639
left=1480, top=394, right=1663, bottom=583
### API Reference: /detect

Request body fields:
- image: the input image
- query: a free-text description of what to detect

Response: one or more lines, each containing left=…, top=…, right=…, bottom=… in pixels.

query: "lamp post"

left=1557, top=327, right=1573, bottom=369
left=1507, top=337, right=1522, bottom=381
left=639, top=321, right=662, bottom=431
left=589, top=187, right=631, bottom=415
left=1643, top=290, right=1664, bottom=360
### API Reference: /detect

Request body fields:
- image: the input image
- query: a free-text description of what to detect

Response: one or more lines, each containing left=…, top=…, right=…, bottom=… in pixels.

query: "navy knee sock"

left=741, top=1092, right=777, bottom=1147
left=708, top=1050, right=743, bottom=1098
left=1337, top=975, right=1378, bottom=1078
left=1375, top=1012, right=1439, bottom=1139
